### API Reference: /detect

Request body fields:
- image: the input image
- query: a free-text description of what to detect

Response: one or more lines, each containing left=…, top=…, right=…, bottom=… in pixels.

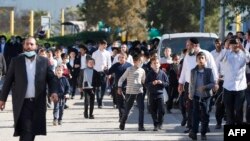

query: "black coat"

left=77, top=68, right=101, bottom=90
left=0, top=55, right=57, bottom=136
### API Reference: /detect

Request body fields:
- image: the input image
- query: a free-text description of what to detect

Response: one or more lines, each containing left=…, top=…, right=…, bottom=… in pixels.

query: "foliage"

left=38, top=31, right=109, bottom=47
left=78, top=0, right=148, bottom=40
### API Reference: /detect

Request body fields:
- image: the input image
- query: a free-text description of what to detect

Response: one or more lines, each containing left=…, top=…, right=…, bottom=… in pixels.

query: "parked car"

left=157, top=32, right=219, bottom=57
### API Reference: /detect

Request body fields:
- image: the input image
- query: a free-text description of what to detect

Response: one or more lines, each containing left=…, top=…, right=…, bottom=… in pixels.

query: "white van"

left=157, top=32, right=219, bottom=57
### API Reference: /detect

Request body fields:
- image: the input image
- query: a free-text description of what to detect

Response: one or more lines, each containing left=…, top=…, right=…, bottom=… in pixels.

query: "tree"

left=146, top=0, right=220, bottom=33
left=78, top=0, right=148, bottom=40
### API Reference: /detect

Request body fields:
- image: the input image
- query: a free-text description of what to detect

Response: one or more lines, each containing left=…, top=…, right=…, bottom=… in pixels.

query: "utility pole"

left=30, top=10, right=34, bottom=36
left=61, top=9, right=65, bottom=36
left=219, top=0, right=225, bottom=40
left=10, top=10, right=14, bottom=35
left=200, top=0, right=205, bottom=32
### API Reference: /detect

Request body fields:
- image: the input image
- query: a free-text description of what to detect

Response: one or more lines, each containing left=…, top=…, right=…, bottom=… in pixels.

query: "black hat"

left=68, top=48, right=78, bottom=55
left=0, top=35, right=7, bottom=41
left=111, top=47, right=120, bottom=52
left=229, top=38, right=237, bottom=44
left=79, top=44, right=88, bottom=52
left=189, top=37, right=199, bottom=44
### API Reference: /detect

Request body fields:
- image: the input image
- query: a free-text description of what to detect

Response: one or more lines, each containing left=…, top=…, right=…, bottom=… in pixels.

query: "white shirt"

left=80, top=54, right=87, bottom=69
left=92, top=49, right=111, bottom=72
left=0, top=44, right=5, bottom=54
left=160, top=57, right=173, bottom=64
left=69, top=59, right=74, bottom=67
left=222, top=50, right=248, bottom=91
left=112, top=54, right=134, bottom=65
left=25, top=57, right=36, bottom=98
left=179, top=49, right=218, bottom=84
left=244, top=40, right=250, bottom=51
left=211, top=49, right=224, bottom=76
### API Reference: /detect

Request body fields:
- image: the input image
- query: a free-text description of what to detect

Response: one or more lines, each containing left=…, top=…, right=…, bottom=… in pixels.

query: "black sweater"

left=145, top=69, right=169, bottom=96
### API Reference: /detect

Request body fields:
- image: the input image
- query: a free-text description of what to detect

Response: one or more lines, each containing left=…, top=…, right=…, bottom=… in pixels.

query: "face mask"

left=23, top=51, right=36, bottom=58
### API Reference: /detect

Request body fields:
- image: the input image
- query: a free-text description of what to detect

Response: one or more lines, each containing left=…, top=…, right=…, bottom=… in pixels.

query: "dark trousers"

left=96, top=72, right=106, bottom=107
left=84, top=89, right=95, bottom=116
left=115, top=87, right=126, bottom=120
left=167, top=85, right=178, bottom=110
left=179, top=91, right=187, bottom=121
left=121, top=93, right=145, bottom=128
left=215, top=81, right=225, bottom=125
left=191, top=96, right=210, bottom=135
left=18, top=99, right=36, bottom=141
left=53, top=98, right=65, bottom=121
left=150, top=95, right=165, bottom=127
left=223, top=89, right=245, bottom=125
left=183, top=82, right=192, bottom=129
left=69, top=77, right=77, bottom=97
left=111, top=86, right=117, bottom=106
left=246, top=86, right=250, bottom=123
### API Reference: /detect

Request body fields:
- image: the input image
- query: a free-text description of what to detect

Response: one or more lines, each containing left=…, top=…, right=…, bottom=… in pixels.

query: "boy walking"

left=53, top=65, right=70, bottom=125
left=78, top=58, right=101, bottom=119
left=145, top=57, right=169, bottom=131
left=188, top=52, right=215, bottom=140
left=118, top=55, right=146, bottom=131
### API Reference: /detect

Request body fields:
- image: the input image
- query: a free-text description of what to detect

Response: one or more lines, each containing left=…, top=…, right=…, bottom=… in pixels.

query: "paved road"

left=0, top=94, right=224, bottom=141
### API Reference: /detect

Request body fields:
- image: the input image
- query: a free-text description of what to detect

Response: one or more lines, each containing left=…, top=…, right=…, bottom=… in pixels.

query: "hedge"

left=37, top=31, right=110, bottom=47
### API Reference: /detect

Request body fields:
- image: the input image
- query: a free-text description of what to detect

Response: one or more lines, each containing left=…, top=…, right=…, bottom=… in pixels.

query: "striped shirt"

left=118, top=66, right=146, bottom=94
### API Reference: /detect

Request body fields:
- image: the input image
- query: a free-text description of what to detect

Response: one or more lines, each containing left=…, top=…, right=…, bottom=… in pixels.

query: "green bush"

left=38, top=31, right=110, bottom=47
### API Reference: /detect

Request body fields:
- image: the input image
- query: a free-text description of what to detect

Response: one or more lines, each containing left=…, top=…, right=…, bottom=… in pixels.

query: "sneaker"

left=58, top=120, right=62, bottom=125
left=215, top=124, right=221, bottom=129
left=188, top=132, right=197, bottom=140
left=119, top=122, right=125, bottom=130
left=89, top=115, right=94, bottom=119
left=201, top=135, right=207, bottom=140
left=53, top=120, right=57, bottom=126
left=153, top=126, right=158, bottom=131
left=157, top=124, right=162, bottom=130
left=138, top=127, right=146, bottom=131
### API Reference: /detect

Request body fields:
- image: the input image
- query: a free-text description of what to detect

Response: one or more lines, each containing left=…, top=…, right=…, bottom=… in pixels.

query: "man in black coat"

left=0, top=37, right=58, bottom=141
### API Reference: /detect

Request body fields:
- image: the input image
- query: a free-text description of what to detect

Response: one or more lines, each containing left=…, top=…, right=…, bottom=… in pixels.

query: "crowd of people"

left=0, top=30, right=250, bottom=141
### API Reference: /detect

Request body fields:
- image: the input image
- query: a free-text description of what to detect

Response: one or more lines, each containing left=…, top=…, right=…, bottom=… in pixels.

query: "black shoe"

left=201, top=135, right=207, bottom=140
left=71, top=96, right=74, bottom=99
left=84, top=113, right=88, bottom=119
left=167, top=109, right=172, bottom=114
left=119, top=122, right=125, bottom=130
left=98, top=106, right=102, bottom=109
left=58, top=120, right=62, bottom=125
left=64, top=105, right=69, bottom=109
left=138, top=127, right=146, bottom=131
left=181, top=119, right=187, bottom=126
left=215, top=124, right=221, bottom=129
left=188, top=132, right=197, bottom=140
left=153, top=126, right=158, bottom=131
left=207, top=127, right=210, bottom=132
left=184, top=128, right=191, bottom=133
left=89, top=115, right=94, bottom=119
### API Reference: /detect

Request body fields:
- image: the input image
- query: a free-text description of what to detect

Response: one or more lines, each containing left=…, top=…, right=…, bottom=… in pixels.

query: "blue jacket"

left=56, top=76, right=70, bottom=98
left=145, top=69, right=169, bottom=96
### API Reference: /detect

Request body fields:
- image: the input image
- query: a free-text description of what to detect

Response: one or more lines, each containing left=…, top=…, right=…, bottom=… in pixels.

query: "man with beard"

left=178, top=37, right=218, bottom=133
left=0, top=37, right=58, bottom=141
